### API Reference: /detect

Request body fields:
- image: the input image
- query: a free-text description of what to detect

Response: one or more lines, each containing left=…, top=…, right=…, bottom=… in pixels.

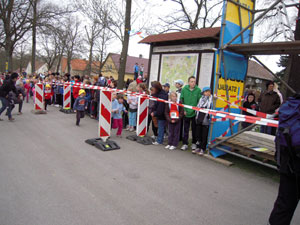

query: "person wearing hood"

left=0, top=72, right=18, bottom=121
left=194, top=87, right=212, bottom=155
left=151, top=81, right=168, bottom=145
left=180, top=76, right=202, bottom=151
left=242, top=93, right=258, bottom=128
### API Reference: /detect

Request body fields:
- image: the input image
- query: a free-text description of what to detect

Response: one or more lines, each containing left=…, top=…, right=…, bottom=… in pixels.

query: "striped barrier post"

left=99, top=90, right=112, bottom=141
left=136, top=95, right=149, bottom=137
left=34, top=83, right=44, bottom=111
left=63, top=83, right=71, bottom=110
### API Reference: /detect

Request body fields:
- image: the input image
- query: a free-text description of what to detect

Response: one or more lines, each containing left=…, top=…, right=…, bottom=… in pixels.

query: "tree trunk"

left=117, top=0, right=131, bottom=89
left=67, top=54, right=71, bottom=74
left=31, top=0, right=37, bottom=75
left=5, top=41, right=13, bottom=72
left=87, top=42, right=93, bottom=76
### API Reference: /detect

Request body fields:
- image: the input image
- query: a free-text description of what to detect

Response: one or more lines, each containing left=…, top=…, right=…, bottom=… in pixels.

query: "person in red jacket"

left=72, top=75, right=81, bottom=108
left=44, top=84, right=53, bottom=110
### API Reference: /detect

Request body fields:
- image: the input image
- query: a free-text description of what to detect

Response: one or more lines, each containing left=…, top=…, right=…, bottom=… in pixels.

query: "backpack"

left=276, top=94, right=300, bottom=152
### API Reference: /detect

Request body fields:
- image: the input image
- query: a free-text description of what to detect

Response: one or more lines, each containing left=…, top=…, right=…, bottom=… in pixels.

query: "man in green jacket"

left=180, top=76, right=202, bottom=151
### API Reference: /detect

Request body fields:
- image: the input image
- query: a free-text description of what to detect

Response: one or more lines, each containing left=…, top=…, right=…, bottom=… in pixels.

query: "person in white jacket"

left=127, top=87, right=138, bottom=132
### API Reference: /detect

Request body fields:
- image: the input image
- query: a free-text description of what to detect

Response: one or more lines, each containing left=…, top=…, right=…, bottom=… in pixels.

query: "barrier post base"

left=60, top=108, right=75, bottom=114
left=85, top=138, right=120, bottom=151
left=126, top=135, right=154, bottom=145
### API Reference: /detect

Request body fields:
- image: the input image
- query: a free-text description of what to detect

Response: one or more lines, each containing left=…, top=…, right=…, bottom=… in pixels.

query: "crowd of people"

left=0, top=70, right=284, bottom=154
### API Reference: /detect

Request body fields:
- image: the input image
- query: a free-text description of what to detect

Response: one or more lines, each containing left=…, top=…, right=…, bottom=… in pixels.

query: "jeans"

left=76, top=110, right=85, bottom=125
left=129, top=111, right=137, bottom=126
left=183, top=116, right=197, bottom=145
left=157, top=120, right=166, bottom=144
left=0, top=97, right=12, bottom=119
left=196, top=123, right=209, bottom=150
left=260, top=125, right=276, bottom=135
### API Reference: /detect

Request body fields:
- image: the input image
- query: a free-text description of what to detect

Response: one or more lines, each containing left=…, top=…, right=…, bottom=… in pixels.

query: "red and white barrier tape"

left=42, top=82, right=279, bottom=128
left=215, top=95, right=277, bottom=119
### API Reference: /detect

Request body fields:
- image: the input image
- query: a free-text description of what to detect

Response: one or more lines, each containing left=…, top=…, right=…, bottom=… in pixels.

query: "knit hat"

left=174, top=79, right=184, bottom=86
left=163, top=82, right=170, bottom=88
left=202, top=86, right=211, bottom=93
left=45, top=84, right=51, bottom=88
left=79, top=89, right=86, bottom=96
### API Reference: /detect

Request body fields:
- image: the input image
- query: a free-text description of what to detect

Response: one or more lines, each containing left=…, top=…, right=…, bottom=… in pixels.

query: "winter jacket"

left=127, top=95, right=138, bottom=111
left=165, top=103, right=184, bottom=123
left=112, top=99, right=126, bottom=119
left=73, top=96, right=87, bottom=111
left=243, top=96, right=258, bottom=117
left=44, top=88, right=53, bottom=100
left=72, top=80, right=81, bottom=99
left=258, top=90, right=281, bottom=114
left=153, top=90, right=168, bottom=120
left=0, top=79, right=17, bottom=98
left=180, top=85, right=202, bottom=118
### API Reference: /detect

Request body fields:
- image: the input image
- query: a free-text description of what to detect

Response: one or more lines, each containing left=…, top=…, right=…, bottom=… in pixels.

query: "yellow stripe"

left=226, top=0, right=254, bottom=29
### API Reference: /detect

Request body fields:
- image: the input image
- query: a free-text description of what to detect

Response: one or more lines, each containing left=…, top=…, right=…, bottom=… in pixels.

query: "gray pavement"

left=0, top=102, right=299, bottom=225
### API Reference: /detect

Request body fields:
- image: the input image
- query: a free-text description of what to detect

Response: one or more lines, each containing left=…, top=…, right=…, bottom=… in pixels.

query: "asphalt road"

left=0, top=102, right=299, bottom=225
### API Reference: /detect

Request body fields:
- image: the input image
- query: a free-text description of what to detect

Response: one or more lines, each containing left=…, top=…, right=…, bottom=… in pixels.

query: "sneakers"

left=126, top=127, right=130, bottom=131
left=197, top=149, right=204, bottom=156
left=192, top=148, right=200, bottom=154
left=129, top=128, right=135, bottom=132
left=152, top=141, right=161, bottom=145
left=191, top=143, right=197, bottom=150
left=169, top=146, right=176, bottom=150
left=9, top=118, right=15, bottom=122
left=165, top=145, right=171, bottom=149
left=181, top=144, right=188, bottom=151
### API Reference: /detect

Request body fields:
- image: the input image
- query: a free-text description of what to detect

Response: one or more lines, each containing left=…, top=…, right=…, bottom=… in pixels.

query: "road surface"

left=0, top=102, right=299, bottom=225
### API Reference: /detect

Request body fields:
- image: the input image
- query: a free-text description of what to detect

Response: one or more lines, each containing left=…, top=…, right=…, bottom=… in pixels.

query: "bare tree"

left=29, top=0, right=72, bottom=75
left=14, top=39, right=30, bottom=74
left=0, top=0, right=32, bottom=71
left=63, top=17, right=83, bottom=74
left=38, top=30, right=59, bottom=71
left=158, top=0, right=223, bottom=32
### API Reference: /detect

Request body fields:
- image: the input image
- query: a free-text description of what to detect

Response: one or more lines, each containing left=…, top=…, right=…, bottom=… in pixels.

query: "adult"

left=163, top=83, right=170, bottom=95
left=269, top=94, right=300, bottom=225
left=242, top=93, right=258, bottom=128
left=97, top=73, right=107, bottom=87
left=258, top=81, right=281, bottom=135
left=180, top=76, right=202, bottom=151
left=174, top=79, right=184, bottom=99
left=0, top=73, right=18, bottom=121
left=14, top=80, right=26, bottom=114
left=134, top=63, right=139, bottom=80
left=151, top=81, right=168, bottom=145
left=140, top=64, right=144, bottom=77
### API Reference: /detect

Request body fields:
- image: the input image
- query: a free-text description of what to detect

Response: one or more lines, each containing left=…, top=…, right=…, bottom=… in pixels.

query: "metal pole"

left=208, top=123, right=256, bottom=149
left=208, top=0, right=229, bottom=149
left=251, top=56, right=296, bottom=94
left=249, top=0, right=256, bottom=43
left=215, top=146, right=277, bottom=170
left=237, top=0, right=245, bottom=44
left=223, top=0, right=282, bottom=49
left=255, top=3, right=300, bottom=13
left=221, top=53, right=234, bottom=135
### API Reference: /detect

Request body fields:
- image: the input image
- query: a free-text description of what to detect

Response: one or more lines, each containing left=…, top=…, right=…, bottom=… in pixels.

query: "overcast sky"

left=51, top=0, right=298, bottom=73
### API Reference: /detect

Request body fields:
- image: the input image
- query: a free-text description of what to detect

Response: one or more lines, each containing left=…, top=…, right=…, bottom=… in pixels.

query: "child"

left=164, top=92, right=184, bottom=150
left=73, top=89, right=88, bottom=126
left=242, top=93, right=258, bottom=128
left=194, top=86, right=212, bottom=155
left=24, top=80, right=31, bottom=103
left=127, top=87, right=138, bottom=131
left=112, top=94, right=127, bottom=137
left=44, top=84, right=53, bottom=110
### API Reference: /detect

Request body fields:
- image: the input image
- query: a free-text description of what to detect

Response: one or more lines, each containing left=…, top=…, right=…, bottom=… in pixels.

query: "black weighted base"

left=85, top=138, right=121, bottom=151
left=126, top=135, right=154, bottom=145
left=60, top=108, right=75, bottom=114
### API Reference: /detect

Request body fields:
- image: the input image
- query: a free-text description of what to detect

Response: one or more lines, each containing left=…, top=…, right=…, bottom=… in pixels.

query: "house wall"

left=101, top=56, right=134, bottom=81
